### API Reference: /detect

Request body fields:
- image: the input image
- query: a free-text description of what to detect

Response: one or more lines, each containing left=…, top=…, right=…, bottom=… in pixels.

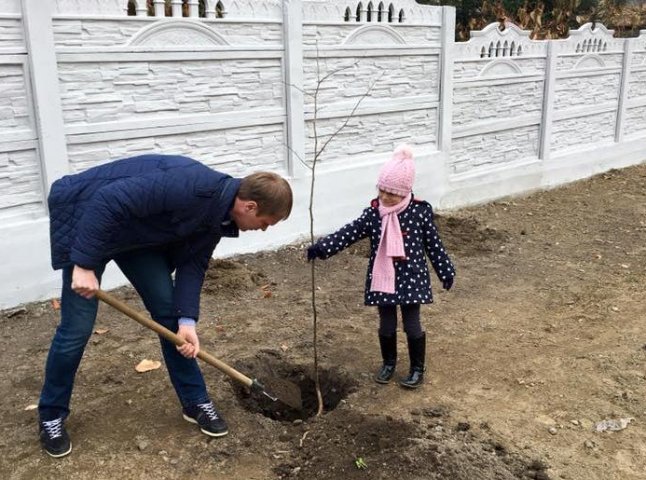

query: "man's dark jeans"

left=38, top=249, right=209, bottom=421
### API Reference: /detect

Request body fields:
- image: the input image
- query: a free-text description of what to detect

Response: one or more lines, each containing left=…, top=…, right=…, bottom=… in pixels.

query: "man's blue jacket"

left=48, top=154, right=241, bottom=320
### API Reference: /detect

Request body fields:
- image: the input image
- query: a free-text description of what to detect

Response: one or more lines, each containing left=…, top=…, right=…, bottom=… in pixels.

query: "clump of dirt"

left=434, top=214, right=510, bottom=256
left=203, top=258, right=267, bottom=295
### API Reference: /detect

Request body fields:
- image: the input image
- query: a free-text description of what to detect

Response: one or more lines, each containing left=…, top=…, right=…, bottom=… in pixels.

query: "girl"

left=307, top=145, right=455, bottom=388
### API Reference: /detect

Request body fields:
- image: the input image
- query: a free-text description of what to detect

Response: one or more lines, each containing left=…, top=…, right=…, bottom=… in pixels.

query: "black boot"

left=400, top=333, right=426, bottom=389
left=375, top=333, right=397, bottom=384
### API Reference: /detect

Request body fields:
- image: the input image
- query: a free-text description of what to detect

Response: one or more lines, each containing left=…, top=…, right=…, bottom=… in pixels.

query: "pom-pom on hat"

left=376, top=144, right=415, bottom=197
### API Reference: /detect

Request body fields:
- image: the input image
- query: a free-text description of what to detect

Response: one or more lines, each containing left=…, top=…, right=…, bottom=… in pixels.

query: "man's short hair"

left=238, top=172, right=293, bottom=220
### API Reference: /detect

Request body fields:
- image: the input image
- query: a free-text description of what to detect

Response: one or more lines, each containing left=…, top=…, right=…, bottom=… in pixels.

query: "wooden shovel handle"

left=95, top=289, right=253, bottom=389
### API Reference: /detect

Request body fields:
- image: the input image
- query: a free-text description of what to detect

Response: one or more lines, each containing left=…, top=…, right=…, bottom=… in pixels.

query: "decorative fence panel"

left=451, top=23, right=547, bottom=177
left=301, top=1, right=443, bottom=164
left=0, top=0, right=45, bottom=221
left=625, top=31, right=646, bottom=139
left=549, top=24, right=624, bottom=155
left=0, top=0, right=644, bottom=308
left=52, top=1, right=287, bottom=178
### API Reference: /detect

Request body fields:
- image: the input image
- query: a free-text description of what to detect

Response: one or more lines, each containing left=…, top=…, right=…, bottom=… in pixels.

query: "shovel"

left=95, top=289, right=302, bottom=410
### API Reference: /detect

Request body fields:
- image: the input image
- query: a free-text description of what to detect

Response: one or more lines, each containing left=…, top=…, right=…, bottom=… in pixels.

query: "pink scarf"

left=370, top=193, right=411, bottom=294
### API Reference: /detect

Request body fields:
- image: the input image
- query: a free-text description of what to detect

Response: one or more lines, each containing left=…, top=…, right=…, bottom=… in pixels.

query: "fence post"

left=615, top=38, right=633, bottom=143
left=539, top=40, right=557, bottom=161
left=154, top=0, right=165, bottom=17
left=21, top=0, right=69, bottom=197
left=437, top=5, right=455, bottom=154
left=282, top=0, right=307, bottom=178
left=171, top=0, right=182, bottom=17
left=431, top=5, right=456, bottom=204
left=188, top=0, right=199, bottom=18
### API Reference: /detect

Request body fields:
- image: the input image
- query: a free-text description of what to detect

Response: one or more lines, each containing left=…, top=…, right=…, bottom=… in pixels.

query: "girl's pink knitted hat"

left=376, top=144, right=415, bottom=196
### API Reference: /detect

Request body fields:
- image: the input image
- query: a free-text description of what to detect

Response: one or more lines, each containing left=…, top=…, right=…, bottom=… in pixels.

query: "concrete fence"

left=1, top=0, right=645, bottom=308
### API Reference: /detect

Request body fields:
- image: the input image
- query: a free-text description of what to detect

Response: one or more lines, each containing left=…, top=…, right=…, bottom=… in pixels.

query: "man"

left=38, top=154, right=293, bottom=457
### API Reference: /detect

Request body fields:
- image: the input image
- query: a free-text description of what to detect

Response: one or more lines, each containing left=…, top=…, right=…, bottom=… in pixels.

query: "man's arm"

left=171, top=234, right=220, bottom=320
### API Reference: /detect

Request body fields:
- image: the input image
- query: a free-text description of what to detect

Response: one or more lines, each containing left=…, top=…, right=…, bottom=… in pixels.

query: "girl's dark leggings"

left=378, top=304, right=423, bottom=339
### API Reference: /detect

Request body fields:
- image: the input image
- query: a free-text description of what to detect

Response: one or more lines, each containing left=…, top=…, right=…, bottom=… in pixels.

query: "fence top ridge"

left=455, top=21, right=546, bottom=58
left=54, top=0, right=123, bottom=15
left=303, top=0, right=442, bottom=24
left=53, top=0, right=284, bottom=20
left=567, top=22, right=615, bottom=39
left=304, top=0, right=438, bottom=6
left=226, top=0, right=282, bottom=20
left=469, top=22, right=531, bottom=40
left=552, top=21, right=625, bottom=53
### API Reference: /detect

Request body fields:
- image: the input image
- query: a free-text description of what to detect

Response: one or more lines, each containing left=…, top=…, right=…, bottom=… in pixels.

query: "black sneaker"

left=39, top=418, right=72, bottom=458
left=182, top=401, right=228, bottom=437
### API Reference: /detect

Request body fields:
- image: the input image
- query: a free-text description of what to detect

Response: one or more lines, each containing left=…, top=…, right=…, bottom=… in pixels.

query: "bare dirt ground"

left=1, top=163, right=645, bottom=480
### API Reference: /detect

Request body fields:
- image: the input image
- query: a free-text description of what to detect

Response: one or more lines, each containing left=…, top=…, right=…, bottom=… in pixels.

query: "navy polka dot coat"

left=314, top=195, right=455, bottom=306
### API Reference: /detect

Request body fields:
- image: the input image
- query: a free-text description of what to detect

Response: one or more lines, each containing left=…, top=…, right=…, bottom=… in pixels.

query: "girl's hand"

left=442, top=277, right=454, bottom=291
left=306, top=244, right=323, bottom=261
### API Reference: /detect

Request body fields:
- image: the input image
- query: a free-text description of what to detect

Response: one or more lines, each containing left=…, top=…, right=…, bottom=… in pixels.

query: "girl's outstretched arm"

left=309, top=208, right=371, bottom=260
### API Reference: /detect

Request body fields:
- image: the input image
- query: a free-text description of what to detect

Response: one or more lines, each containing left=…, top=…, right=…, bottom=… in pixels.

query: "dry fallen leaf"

left=260, top=284, right=273, bottom=298
left=135, top=359, right=162, bottom=373
left=94, top=328, right=109, bottom=335
left=24, top=404, right=38, bottom=411
left=280, top=343, right=289, bottom=352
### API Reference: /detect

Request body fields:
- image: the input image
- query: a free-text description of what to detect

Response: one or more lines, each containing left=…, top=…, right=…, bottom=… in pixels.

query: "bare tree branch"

left=281, top=80, right=316, bottom=100
left=317, top=62, right=357, bottom=86
left=314, top=71, right=385, bottom=163
left=282, top=60, right=357, bottom=99
left=283, top=141, right=312, bottom=171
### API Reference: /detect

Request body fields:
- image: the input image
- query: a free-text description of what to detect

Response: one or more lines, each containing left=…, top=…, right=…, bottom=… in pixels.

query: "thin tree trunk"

left=307, top=49, right=384, bottom=415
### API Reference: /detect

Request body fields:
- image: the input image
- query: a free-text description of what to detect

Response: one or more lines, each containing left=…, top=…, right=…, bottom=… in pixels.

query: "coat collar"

left=205, top=176, right=241, bottom=238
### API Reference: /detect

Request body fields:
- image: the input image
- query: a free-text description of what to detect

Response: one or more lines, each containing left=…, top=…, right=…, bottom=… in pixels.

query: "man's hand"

left=71, top=265, right=99, bottom=299
left=176, top=324, right=200, bottom=359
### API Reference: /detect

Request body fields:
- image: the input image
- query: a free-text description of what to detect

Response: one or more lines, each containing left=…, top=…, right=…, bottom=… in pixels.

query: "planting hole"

left=232, top=352, right=356, bottom=421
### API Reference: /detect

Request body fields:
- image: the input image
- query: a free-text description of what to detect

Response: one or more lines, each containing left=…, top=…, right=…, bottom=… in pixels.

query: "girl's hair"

left=238, top=172, right=293, bottom=220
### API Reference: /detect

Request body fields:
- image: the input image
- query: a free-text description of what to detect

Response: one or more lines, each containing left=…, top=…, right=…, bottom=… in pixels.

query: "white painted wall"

left=0, top=0, right=645, bottom=308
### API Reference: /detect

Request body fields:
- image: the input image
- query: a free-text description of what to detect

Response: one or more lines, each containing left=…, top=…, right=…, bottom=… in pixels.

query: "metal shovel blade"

left=251, top=377, right=302, bottom=410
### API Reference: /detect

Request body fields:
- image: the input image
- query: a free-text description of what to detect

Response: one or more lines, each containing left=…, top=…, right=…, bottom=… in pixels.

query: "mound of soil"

left=434, top=214, right=510, bottom=257
left=203, top=259, right=268, bottom=296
